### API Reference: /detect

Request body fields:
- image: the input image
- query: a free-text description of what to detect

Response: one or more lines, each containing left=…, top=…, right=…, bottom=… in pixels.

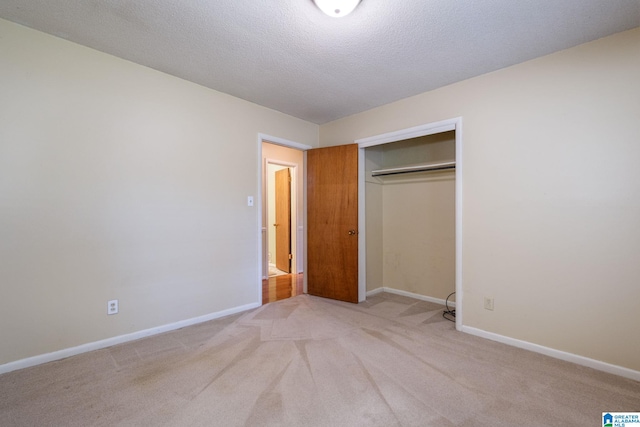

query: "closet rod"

left=371, top=160, right=456, bottom=177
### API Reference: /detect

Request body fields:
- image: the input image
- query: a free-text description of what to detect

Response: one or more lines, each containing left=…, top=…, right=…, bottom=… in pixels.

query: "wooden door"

left=275, top=168, right=291, bottom=273
left=307, top=144, right=358, bottom=303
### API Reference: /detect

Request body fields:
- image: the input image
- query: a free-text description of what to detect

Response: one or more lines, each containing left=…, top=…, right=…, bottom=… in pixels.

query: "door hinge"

left=288, top=254, right=292, bottom=260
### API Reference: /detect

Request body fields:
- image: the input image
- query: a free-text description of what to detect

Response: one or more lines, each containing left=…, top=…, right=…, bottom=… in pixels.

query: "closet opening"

left=356, top=118, right=463, bottom=330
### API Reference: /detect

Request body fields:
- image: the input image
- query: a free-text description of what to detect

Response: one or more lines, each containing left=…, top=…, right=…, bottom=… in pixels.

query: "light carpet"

left=0, top=292, right=638, bottom=426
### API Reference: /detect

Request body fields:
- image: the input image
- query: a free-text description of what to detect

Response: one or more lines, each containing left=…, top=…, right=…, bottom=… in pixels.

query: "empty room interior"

left=1, top=1, right=639, bottom=425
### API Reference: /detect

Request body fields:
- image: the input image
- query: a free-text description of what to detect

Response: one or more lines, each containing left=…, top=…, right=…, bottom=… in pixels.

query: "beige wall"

left=321, top=28, right=640, bottom=372
left=0, top=19, right=318, bottom=366
left=382, top=174, right=455, bottom=300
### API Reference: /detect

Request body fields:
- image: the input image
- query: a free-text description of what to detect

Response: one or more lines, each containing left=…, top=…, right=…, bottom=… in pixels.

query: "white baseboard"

left=5, top=295, right=637, bottom=383
left=365, top=287, right=639, bottom=382
left=0, top=301, right=260, bottom=375
left=366, top=288, right=385, bottom=297
left=461, top=326, right=640, bottom=382
left=366, top=286, right=456, bottom=308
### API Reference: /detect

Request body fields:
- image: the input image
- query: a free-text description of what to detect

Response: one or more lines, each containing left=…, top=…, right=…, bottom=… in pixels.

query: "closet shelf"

left=371, top=160, right=455, bottom=177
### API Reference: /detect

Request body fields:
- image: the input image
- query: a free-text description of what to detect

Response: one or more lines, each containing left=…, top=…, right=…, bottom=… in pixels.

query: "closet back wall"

left=366, top=132, right=455, bottom=300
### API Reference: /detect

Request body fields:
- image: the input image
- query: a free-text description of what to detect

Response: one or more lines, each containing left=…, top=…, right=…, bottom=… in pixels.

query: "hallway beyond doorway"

left=262, top=273, right=303, bottom=305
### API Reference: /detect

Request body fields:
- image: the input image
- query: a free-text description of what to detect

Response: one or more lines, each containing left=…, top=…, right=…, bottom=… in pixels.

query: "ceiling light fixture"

left=313, top=0, right=361, bottom=18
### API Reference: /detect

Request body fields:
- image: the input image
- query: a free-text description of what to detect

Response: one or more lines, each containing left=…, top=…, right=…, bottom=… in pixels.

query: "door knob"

left=348, top=230, right=357, bottom=235
left=273, top=223, right=279, bottom=227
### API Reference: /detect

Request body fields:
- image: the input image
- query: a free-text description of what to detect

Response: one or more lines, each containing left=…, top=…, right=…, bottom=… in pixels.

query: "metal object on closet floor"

left=371, top=160, right=455, bottom=177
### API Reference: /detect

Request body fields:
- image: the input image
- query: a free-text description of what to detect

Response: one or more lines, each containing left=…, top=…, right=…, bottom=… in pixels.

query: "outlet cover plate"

left=107, top=299, right=119, bottom=315
left=484, top=297, right=494, bottom=311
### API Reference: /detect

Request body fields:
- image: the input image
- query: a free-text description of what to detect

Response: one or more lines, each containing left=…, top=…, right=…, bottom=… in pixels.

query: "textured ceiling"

left=1, top=0, right=639, bottom=124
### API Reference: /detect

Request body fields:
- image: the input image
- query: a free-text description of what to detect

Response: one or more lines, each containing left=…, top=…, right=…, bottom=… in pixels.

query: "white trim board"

left=366, top=287, right=456, bottom=308
left=462, top=326, right=640, bottom=382
left=258, top=134, right=313, bottom=151
left=0, top=302, right=260, bottom=375
left=356, top=119, right=457, bottom=148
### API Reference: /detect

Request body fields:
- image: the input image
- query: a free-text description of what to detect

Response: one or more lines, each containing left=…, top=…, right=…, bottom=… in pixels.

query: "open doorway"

left=261, top=139, right=307, bottom=304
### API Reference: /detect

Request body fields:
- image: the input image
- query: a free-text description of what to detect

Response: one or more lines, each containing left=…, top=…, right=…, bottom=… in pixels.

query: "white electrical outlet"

left=484, top=297, right=494, bottom=311
left=107, top=299, right=119, bottom=315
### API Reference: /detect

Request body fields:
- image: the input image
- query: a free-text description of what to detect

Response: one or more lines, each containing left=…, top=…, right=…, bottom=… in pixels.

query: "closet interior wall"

left=365, top=131, right=456, bottom=301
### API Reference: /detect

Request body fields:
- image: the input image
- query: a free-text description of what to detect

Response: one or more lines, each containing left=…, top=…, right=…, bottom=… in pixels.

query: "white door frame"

left=257, top=134, right=312, bottom=303
left=355, top=117, right=463, bottom=330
